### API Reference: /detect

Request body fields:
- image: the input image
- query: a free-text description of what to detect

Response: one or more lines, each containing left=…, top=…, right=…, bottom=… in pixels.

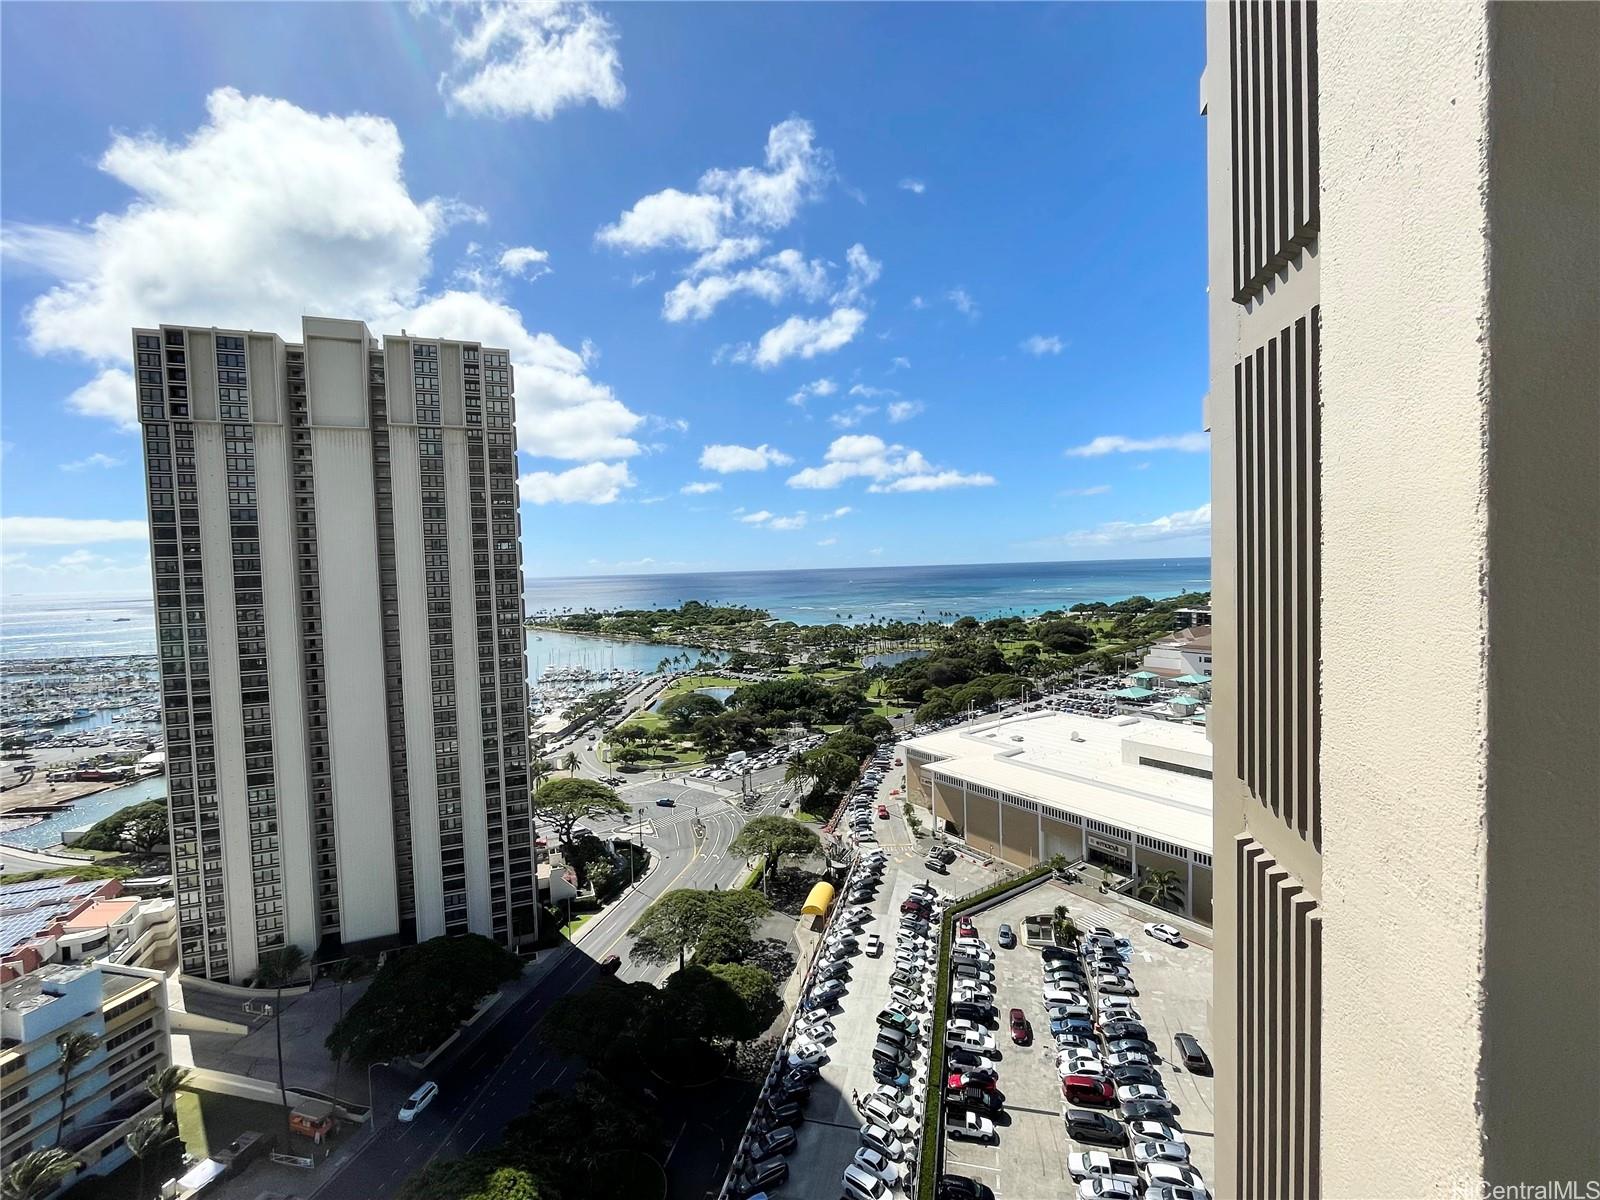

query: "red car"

left=947, top=1071, right=1000, bottom=1092
left=956, top=918, right=977, bottom=938
left=901, top=898, right=929, bottom=915
left=1061, top=1073, right=1115, bottom=1107
left=1009, top=1007, right=1032, bottom=1046
left=877, top=804, right=889, bottom=819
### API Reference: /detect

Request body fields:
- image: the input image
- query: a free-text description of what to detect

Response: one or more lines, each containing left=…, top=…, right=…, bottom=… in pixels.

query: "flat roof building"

left=904, top=711, right=1214, bottom=922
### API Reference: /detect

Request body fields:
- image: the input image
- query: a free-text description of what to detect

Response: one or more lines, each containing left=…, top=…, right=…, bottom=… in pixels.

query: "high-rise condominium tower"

left=1205, top=2, right=1597, bottom=1195
left=134, top=317, right=534, bottom=983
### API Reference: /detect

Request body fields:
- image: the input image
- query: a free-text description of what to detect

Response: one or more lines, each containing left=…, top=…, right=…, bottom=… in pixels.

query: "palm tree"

left=126, top=1116, right=175, bottom=1200
left=52, top=1031, right=101, bottom=1147
left=142, top=1065, right=189, bottom=1127
left=255, top=944, right=307, bottom=1146
left=561, top=751, right=580, bottom=777
left=1, top=1149, right=79, bottom=1200
left=1136, top=868, right=1186, bottom=910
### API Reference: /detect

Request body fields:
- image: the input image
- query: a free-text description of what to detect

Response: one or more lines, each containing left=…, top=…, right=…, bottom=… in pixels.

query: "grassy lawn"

left=870, top=703, right=909, bottom=720
left=561, top=912, right=595, bottom=938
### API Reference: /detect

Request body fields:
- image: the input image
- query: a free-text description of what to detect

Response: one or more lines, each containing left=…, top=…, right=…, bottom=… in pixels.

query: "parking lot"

left=940, top=882, right=1214, bottom=1200
left=749, top=750, right=1001, bottom=1199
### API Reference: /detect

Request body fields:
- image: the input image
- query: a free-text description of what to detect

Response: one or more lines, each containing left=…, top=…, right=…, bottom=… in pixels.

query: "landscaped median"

left=915, top=863, right=1054, bottom=1200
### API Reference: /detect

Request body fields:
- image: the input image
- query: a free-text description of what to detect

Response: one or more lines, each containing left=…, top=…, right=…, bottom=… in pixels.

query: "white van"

left=398, top=1081, right=438, bottom=1122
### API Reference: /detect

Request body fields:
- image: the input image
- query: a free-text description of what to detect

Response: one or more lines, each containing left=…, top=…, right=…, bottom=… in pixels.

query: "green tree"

left=1, top=1150, right=79, bottom=1200
left=693, top=911, right=754, bottom=965
left=631, top=889, right=769, bottom=973
left=704, top=962, right=783, bottom=1041
left=255, top=944, right=307, bottom=1147
left=729, top=815, right=821, bottom=892
left=142, top=1064, right=190, bottom=1127
left=662, top=962, right=781, bottom=1044
left=126, top=1115, right=176, bottom=1200
left=1136, top=868, right=1186, bottom=910
left=658, top=691, right=725, bottom=731
left=52, top=1031, right=100, bottom=1147
left=853, top=713, right=893, bottom=739
left=531, top=778, right=628, bottom=882
left=465, top=1167, right=543, bottom=1200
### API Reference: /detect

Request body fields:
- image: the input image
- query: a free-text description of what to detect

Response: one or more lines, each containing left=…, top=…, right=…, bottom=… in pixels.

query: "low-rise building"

left=904, top=711, right=1213, bottom=922
left=1, top=876, right=177, bottom=982
left=1, top=961, right=173, bottom=1190
left=1140, top=625, right=1213, bottom=679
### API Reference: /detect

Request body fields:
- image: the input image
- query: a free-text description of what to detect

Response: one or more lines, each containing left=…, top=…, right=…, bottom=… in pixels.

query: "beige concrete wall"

left=930, top=778, right=962, bottom=833
left=1320, top=3, right=1600, bottom=1192
left=1039, top=815, right=1084, bottom=864
left=997, top=802, right=1037, bottom=868
left=963, top=792, right=1000, bottom=859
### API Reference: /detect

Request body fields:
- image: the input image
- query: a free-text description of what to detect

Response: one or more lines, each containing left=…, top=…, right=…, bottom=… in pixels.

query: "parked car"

left=1062, top=1073, right=1115, bottom=1107
left=1174, top=1032, right=1212, bottom=1075
left=946, top=1111, right=997, bottom=1143
left=1116, top=1084, right=1169, bottom=1106
left=1076, top=1179, right=1139, bottom=1200
left=852, top=1147, right=900, bottom=1185
left=876, top=1009, right=921, bottom=1036
left=951, top=1001, right=993, bottom=1023
left=864, top=933, right=883, bottom=957
left=945, top=1046, right=986, bottom=1072
left=1143, top=1164, right=1210, bottom=1194
left=945, top=1087, right=1004, bottom=1115
left=1145, top=1188, right=1213, bottom=1200
left=1067, top=1151, right=1141, bottom=1182
left=1108, top=1064, right=1163, bottom=1089
left=1134, top=1140, right=1192, bottom=1167
left=1064, top=1109, right=1128, bottom=1147
left=1096, top=977, right=1138, bottom=996
left=859, top=1123, right=906, bottom=1162
left=1119, top=1098, right=1182, bottom=1124
left=872, top=1059, right=912, bottom=1089
left=937, top=1176, right=996, bottom=1200
left=1144, top=922, right=1185, bottom=946
left=1101, top=1019, right=1149, bottom=1042
left=841, top=1165, right=889, bottom=1200
left=945, top=1067, right=999, bottom=1090
left=751, top=1125, right=797, bottom=1156
left=1128, top=1119, right=1186, bottom=1145
left=997, top=923, right=1016, bottom=948
left=1009, top=1008, right=1032, bottom=1045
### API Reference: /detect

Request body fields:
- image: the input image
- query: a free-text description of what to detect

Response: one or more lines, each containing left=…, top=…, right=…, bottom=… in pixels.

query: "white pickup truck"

left=1067, top=1150, right=1141, bottom=1182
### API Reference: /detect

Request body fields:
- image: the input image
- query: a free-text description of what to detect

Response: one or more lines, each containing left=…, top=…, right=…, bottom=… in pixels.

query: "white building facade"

left=134, top=317, right=534, bottom=983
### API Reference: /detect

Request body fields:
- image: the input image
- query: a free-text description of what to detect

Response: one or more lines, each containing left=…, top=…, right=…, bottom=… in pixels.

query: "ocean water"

left=526, top=558, right=1210, bottom=624
left=1, top=557, right=1210, bottom=663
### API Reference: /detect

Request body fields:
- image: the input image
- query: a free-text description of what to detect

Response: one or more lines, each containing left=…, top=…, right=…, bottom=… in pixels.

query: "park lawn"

left=561, top=912, right=594, bottom=938
left=871, top=703, right=909, bottom=720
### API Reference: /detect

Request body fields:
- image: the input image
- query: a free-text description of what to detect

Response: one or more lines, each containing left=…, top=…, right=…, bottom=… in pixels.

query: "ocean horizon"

left=1, top=555, right=1210, bottom=661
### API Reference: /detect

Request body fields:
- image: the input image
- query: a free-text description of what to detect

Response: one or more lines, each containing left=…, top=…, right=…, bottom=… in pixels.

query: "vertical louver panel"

left=1236, top=838, right=1322, bottom=1199
left=1234, top=311, right=1321, bottom=844
left=1230, top=0, right=1320, bottom=303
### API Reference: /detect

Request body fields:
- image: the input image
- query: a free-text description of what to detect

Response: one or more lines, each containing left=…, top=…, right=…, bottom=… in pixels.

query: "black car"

left=873, top=1059, right=912, bottom=1087
left=817, top=961, right=850, bottom=980
left=946, top=1047, right=986, bottom=1072
left=735, top=1156, right=789, bottom=1197
left=1101, top=1019, right=1149, bottom=1041
left=1107, top=1063, right=1163, bottom=1089
left=1119, top=1098, right=1181, bottom=1123
left=752, top=1125, right=796, bottom=1156
left=1064, top=1108, right=1128, bottom=1147
left=776, top=1071, right=812, bottom=1097
left=763, top=1098, right=803, bottom=1125
left=944, top=1088, right=1004, bottom=1114
left=783, top=1061, right=820, bottom=1083
left=936, top=1176, right=995, bottom=1200
left=1105, top=1036, right=1157, bottom=1056
left=950, top=1001, right=994, bottom=1022
left=1174, top=1032, right=1213, bottom=1075
left=936, top=847, right=957, bottom=863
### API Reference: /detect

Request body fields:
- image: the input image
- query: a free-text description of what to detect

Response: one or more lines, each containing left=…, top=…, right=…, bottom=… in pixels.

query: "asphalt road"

left=311, top=780, right=761, bottom=1200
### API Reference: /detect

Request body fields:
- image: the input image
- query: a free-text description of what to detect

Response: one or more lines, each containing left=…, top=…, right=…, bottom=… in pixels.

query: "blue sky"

left=0, top=1, right=1209, bottom=597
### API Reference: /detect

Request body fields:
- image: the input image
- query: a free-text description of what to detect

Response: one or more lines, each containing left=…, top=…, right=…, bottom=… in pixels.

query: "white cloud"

left=787, top=378, right=837, bottom=407
left=699, top=443, right=794, bottom=473
left=868, top=546, right=883, bottom=556
left=629, top=270, right=656, bottom=287
left=435, top=1, right=625, bottom=121
left=66, top=370, right=137, bottom=432
left=832, top=243, right=882, bottom=306
left=1, top=517, right=149, bottom=545
left=1021, top=333, right=1064, bottom=356
left=597, top=118, right=830, bottom=255
left=848, top=383, right=898, bottom=400
left=898, top=178, right=926, bottom=194
left=597, top=188, right=729, bottom=253
left=829, top=404, right=877, bottom=429
left=886, top=399, right=923, bottom=423
left=786, top=434, right=992, bottom=493
left=946, top=287, right=979, bottom=318
left=739, top=510, right=774, bottom=524
left=4, top=88, right=646, bottom=462
left=816, top=536, right=838, bottom=546
left=730, top=307, right=866, bottom=368
left=1036, top=503, right=1212, bottom=548
left=680, top=480, right=721, bottom=495
left=61, top=453, right=124, bottom=472
left=1064, top=432, right=1210, bottom=457
left=662, top=247, right=829, bottom=322
left=868, top=469, right=995, bottom=493
left=890, top=356, right=911, bottom=371
left=1, top=550, right=153, bottom=598
left=498, top=245, right=551, bottom=278
left=767, top=513, right=807, bottom=531
left=687, top=236, right=765, bottom=275
left=519, top=461, right=633, bottom=505
left=825, top=506, right=852, bottom=518
left=909, top=295, right=927, bottom=310
left=1061, top=484, right=1112, bottom=496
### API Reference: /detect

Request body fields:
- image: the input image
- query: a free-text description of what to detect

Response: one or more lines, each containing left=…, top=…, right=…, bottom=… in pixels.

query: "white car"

left=1144, top=1164, right=1210, bottom=1194
left=1128, top=1120, right=1186, bottom=1144
left=859, top=1123, right=906, bottom=1161
left=951, top=986, right=995, bottom=1006
left=1116, top=1083, right=1169, bottom=1105
left=1104, top=1050, right=1153, bottom=1068
left=946, top=1111, right=996, bottom=1143
left=889, top=987, right=926, bottom=1012
left=1058, top=1056, right=1106, bottom=1078
left=870, top=1085, right=915, bottom=1118
left=865, top=934, right=883, bottom=957
left=1044, top=986, right=1085, bottom=1006
left=852, top=1147, right=900, bottom=1185
left=946, top=1029, right=996, bottom=1055
left=788, top=1041, right=828, bottom=1067
left=1134, top=1140, right=1192, bottom=1166
left=1077, top=1181, right=1139, bottom=1200
left=1096, top=977, right=1137, bottom=996
left=1144, top=922, right=1185, bottom=945
left=860, top=1094, right=913, bottom=1134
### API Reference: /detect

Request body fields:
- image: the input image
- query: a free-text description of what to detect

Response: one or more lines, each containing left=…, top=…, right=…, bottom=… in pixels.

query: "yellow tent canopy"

left=801, top=880, right=836, bottom=917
